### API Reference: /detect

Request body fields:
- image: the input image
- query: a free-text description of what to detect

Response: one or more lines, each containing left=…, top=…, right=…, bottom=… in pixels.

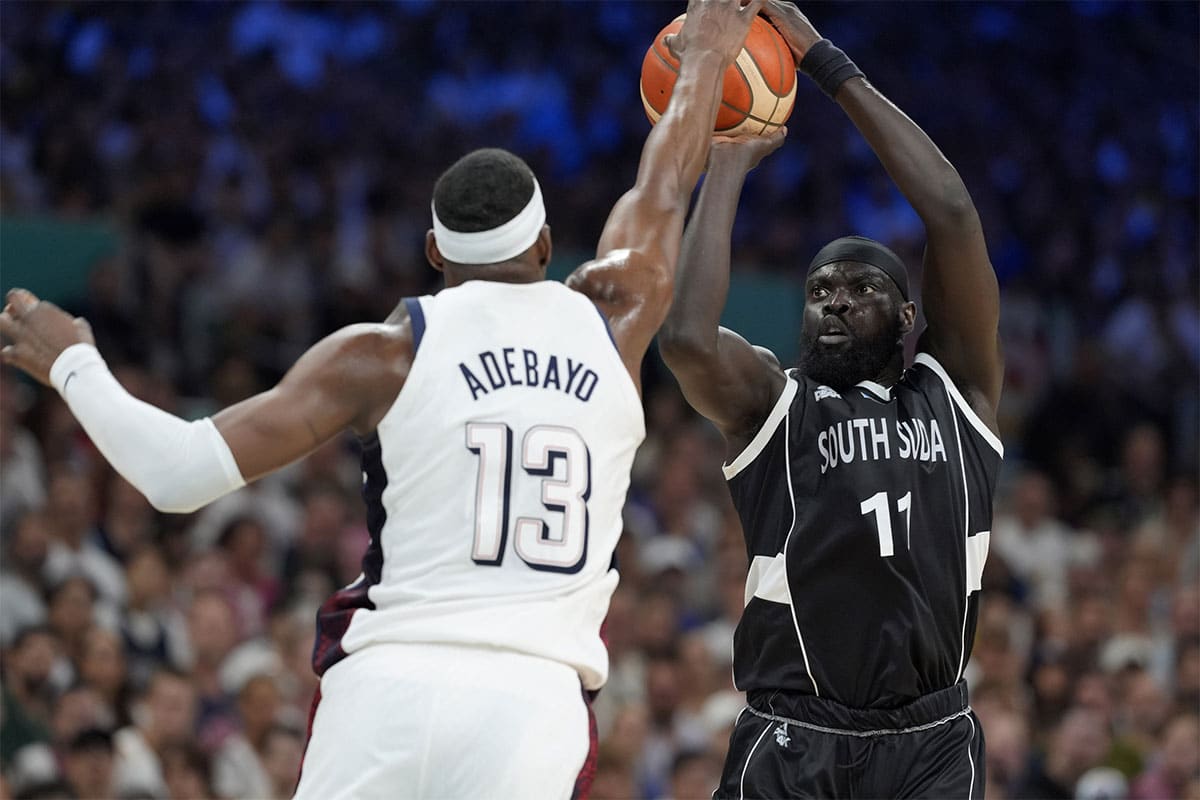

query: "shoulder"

left=566, top=250, right=669, bottom=306
left=906, top=352, right=1004, bottom=456
left=308, top=322, right=413, bottom=434
left=326, top=322, right=413, bottom=365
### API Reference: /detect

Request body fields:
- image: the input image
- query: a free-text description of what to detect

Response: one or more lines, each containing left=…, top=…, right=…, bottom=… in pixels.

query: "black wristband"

left=799, top=39, right=865, bottom=99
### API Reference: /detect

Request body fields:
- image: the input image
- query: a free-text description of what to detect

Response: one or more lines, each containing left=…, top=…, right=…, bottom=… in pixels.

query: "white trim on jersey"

left=722, top=377, right=798, bottom=480
left=966, top=712, right=978, bottom=800
left=856, top=379, right=892, bottom=402
left=912, top=353, right=1004, bottom=456
left=744, top=554, right=791, bottom=606
left=966, top=531, right=991, bottom=594
left=780, top=410, right=820, bottom=697
left=944, top=389, right=974, bottom=684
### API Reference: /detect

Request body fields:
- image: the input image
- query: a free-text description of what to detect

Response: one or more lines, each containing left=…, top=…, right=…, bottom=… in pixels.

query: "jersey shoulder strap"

left=910, top=352, right=1003, bottom=457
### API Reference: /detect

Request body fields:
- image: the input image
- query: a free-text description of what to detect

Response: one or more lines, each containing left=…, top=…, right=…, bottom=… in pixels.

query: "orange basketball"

left=640, top=15, right=796, bottom=136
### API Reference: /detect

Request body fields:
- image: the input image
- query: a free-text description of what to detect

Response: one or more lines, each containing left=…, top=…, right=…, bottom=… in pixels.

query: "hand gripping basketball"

left=641, top=5, right=796, bottom=136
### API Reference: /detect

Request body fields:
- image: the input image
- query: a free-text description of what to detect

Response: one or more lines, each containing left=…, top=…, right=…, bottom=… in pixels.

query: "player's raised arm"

left=658, top=132, right=790, bottom=449
left=567, top=0, right=763, bottom=391
left=763, top=0, right=1003, bottom=421
left=0, top=288, right=408, bottom=512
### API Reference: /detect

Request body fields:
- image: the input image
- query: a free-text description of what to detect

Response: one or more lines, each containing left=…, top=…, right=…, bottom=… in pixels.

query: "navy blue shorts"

left=715, top=682, right=985, bottom=799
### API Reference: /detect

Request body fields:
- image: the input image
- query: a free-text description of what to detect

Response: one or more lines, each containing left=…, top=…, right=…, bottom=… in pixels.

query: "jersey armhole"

left=403, top=297, right=427, bottom=353
left=912, top=352, right=1004, bottom=457
left=722, top=376, right=798, bottom=480
left=589, top=301, right=619, bottom=352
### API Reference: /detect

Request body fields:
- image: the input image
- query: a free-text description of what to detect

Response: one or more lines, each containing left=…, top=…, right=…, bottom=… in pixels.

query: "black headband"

left=806, top=236, right=909, bottom=300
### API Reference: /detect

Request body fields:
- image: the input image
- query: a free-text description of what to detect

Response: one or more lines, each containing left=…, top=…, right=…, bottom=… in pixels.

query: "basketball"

left=640, top=14, right=796, bottom=136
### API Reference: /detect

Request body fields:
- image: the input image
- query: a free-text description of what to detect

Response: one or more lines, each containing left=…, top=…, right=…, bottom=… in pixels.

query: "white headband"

left=431, top=180, right=546, bottom=265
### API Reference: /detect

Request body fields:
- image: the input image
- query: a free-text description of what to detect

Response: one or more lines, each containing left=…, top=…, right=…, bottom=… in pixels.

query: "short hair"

left=432, top=148, right=536, bottom=233
left=67, top=727, right=113, bottom=754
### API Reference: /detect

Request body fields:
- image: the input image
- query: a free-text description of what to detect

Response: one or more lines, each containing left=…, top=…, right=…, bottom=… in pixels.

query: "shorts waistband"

left=745, top=682, right=970, bottom=737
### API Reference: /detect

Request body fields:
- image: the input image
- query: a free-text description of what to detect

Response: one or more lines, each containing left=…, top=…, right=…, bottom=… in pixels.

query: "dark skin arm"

left=658, top=130, right=790, bottom=457
left=763, top=0, right=1003, bottom=430
left=567, top=0, right=765, bottom=395
left=0, top=288, right=410, bottom=483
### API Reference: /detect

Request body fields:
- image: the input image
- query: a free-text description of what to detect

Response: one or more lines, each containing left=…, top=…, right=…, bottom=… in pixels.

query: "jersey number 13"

left=465, top=422, right=591, bottom=574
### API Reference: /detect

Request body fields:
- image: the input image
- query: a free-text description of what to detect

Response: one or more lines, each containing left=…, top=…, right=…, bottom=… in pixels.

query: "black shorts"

left=715, top=682, right=985, bottom=800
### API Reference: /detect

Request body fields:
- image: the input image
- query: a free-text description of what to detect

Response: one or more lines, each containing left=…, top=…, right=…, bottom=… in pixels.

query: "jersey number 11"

left=859, top=490, right=912, bottom=557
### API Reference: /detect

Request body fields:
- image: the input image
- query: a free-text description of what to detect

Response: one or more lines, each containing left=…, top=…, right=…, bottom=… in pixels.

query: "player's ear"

left=534, top=225, right=552, bottom=269
left=899, top=300, right=916, bottom=335
left=425, top=230, right=446, bottom=273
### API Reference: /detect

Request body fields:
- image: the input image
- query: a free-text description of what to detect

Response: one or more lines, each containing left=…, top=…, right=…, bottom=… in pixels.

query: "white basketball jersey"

left=335, top=280, right=644, bottom=690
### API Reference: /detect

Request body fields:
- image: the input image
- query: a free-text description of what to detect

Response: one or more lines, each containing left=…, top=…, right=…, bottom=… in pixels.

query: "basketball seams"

left=641, top=13, right=794, bottom=134
left=650, top=41, right=680, bottom=77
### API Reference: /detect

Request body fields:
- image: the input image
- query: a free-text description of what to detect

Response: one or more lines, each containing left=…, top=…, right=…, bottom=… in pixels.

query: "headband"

left=431, top=180, right=546, bottom=265
left=806, top=235, right=909, bottom=300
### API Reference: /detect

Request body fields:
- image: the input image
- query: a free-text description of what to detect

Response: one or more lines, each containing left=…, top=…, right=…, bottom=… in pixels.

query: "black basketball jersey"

left=726, top=352, right=1002, bottom=709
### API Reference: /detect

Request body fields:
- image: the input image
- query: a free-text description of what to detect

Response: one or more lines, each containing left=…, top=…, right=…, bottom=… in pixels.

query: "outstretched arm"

left=567, top=0, right=764, bottom=392
left=0, top=289, right=408, bottom=512
left=658, top=132, right=789, bottom=451
left=764, top=0, right=1003, bottom=423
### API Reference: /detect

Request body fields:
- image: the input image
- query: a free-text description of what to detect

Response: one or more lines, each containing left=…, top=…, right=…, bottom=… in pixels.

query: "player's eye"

left=810, top=286, right=828, bottom=299
left=857, top=283, right=877, bottom=294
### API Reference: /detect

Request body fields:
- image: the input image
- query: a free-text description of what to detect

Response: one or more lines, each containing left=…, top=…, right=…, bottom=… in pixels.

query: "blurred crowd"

left=0, top=2, right=1197, bottom=799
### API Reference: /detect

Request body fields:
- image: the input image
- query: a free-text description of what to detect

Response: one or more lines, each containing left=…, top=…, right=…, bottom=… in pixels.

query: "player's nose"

left=823, top=287, right=851, bottom=315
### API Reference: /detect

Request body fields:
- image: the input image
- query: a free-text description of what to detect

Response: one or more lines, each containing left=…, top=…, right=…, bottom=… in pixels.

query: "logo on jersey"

left=773, top=723, right=790, bottom=747
left=814, top=386, right=842, bottom=403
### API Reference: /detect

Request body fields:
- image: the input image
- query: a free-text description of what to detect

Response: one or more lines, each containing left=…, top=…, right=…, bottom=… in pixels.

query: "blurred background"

left=0, top=2, right=1196, bottom=799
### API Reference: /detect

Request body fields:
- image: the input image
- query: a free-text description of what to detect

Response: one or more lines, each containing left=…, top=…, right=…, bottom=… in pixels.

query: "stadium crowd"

left=1, top=2, right=1197, bottom=798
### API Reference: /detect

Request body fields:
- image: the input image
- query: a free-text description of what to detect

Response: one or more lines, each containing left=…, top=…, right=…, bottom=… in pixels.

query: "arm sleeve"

left=50, top=344, right=247, bottom=513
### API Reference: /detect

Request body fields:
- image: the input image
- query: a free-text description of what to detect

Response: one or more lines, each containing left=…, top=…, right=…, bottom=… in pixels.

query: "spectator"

left=260, top=724, right=304, bottom=800
left=992, top=471, right=1099, bottom=611
left=666, top=749, right=722, bottom=800
left=181, top=590, right=239, bottom=746
left=76, top=629, right=128, bottom=727
left=44, top=577, right=105, bottom=669
left=215, top=516, right=279, bottom=640
left=40, top=472, right=125, bottom=610
left=49, top=685, right=114, bottom=754
left=159, top=743, right=213, bottom=800
left=0, top=513, right=52, bottom=649
left=1130, top=713, right=1200, bottom=800
left=96, top=476, right=159, bottom=564
left=212, top=673, right=281, bottom=800
left=120, top=547, right=188, bottom=688
left=59, top=728, right=115, bottom=800
left=112, top=668, right=197, bottom=798
left=1, top=628, right=63, bottom=767
left=1014, top=706, right=1113, bottom=800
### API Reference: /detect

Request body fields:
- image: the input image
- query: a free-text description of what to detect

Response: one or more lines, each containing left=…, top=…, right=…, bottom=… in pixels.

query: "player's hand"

left=709, top=126, right=789, bottom=172
left=760, top=0, right=822, bottom=62
left=671, top=0, right=768, bottom=64
left=0, top=289, right=96, bottom=387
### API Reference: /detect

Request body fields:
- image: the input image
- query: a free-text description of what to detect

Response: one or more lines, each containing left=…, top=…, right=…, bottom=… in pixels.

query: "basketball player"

left=0, top=2, right=766, bottom=797
left=658, top=2, right=1004, bottom=797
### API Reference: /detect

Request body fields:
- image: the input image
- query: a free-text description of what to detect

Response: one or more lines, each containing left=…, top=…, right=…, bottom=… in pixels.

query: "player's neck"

left=873, top=354, right=906, bottom=388
left=444, top=262, right=546, bottom=288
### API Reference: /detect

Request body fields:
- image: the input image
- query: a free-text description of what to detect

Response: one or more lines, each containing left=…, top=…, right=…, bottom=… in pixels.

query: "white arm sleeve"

left=50, top=344, right=246, bottom=513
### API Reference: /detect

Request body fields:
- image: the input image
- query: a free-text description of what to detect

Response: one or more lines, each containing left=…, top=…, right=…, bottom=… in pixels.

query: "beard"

left=798, top=317, right=903, bottom=390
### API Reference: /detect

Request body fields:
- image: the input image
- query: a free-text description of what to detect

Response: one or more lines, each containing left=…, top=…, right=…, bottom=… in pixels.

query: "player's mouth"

left=817, top=320, right=850, bottom=345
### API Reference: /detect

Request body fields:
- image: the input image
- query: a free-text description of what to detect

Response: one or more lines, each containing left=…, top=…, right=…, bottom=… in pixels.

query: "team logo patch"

left=814, top=386, right=841, bottom=402
left=773, top=723, right=790, bottom=747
